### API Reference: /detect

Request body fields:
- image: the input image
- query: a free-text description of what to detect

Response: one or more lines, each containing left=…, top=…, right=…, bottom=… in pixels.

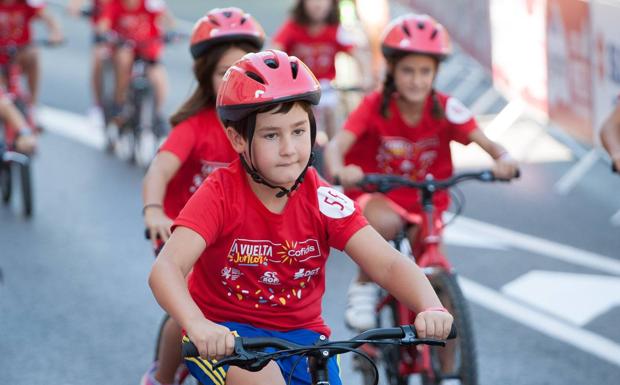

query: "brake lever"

left=212, top=338, right=272, bottom=372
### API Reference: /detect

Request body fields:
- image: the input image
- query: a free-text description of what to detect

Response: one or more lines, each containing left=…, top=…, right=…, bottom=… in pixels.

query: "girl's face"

left=392, top=54, right=437, bottom=104
left=212, top=47, right=248, bottom=97
left=303, top=0, right=333, bottom=24
left=230, top=103, right=312, bottom=188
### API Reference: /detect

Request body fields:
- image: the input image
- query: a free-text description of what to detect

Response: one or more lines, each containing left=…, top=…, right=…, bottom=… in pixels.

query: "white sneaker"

left=88, top=105, right=105, bottom=128
left=344, top=281, right=378, bottom=331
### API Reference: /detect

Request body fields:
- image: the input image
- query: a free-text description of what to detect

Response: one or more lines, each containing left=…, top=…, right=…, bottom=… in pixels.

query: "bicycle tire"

left=1, top=162, right=11, bottom=204
left=422, top=270, right=478, bottom=385
left=20, top=161, right=32, bottom=217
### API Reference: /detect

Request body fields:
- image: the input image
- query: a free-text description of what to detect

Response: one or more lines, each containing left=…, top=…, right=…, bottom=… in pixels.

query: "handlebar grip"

left=613, top=163, right=618, bottom=174
left=182, top=340, right=199, bottom=358
left=447, top=324, right=457, bottom=340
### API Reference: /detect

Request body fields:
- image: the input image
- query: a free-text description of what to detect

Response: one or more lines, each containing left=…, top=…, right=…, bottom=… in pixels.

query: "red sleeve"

left=343, top=93, right=379, bottom=138
left=443, top=96, right=478, bottom=145
left=159, top=119, right=196, bottom=163
left=272, top=20, right=294, bottom=50
left=316, top=184, right=368, bottom=250
left=172, top=174, right=225, bottom=246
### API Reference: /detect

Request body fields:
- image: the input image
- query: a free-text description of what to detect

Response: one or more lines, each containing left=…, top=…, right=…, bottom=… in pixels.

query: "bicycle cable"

left=441, top=185, right=466, bottom=230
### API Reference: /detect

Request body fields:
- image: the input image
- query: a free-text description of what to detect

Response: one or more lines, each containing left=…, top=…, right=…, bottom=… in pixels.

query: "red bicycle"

left=353, top=170, right=518, bottom=385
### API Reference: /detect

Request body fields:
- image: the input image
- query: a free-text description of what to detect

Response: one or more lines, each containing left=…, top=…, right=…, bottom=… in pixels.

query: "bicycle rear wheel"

left=1, top=161, right=11, bottom=204
left=423, top=270, right=478, bottom=385
left=19, top=161, right=32, bottom=217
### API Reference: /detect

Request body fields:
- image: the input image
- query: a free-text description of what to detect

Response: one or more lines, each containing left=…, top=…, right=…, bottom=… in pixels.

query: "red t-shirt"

left=159, top=107, right=237, bottom=220
left=273, top=19, right=354, bottom=81
left=0, top=0, right=44, bottom=47
left=101, top=0, right=164, bottom=42
left=344, top=91, right=477, bottom=213
left=174, top=160, right=368, bottom=336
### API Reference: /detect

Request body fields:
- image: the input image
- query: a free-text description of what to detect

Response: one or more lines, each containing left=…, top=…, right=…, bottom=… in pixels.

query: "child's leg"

left=152, top=317, right=183, bottom=384
left=226, top=362, right=286, bottom=385
left=16, top=46, right=40, bottom=104
left=112, top=45, right=134, bottom=108
left=146, top=63, right=167, bottom=113
left=346, top=194, right=404, bottom=330
left=91, top=43, right=107, bottom=107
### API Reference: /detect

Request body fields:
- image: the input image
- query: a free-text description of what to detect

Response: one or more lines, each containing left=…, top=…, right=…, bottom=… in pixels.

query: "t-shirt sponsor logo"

left=259, top=271, right=281, bottom=286
left=228, top=238, right=321, bottom=266
left=221, top=266, right=242, bottom=281
left=294, top=267, right=321, bottom=280
left=275, top=239, right=321, bottom=264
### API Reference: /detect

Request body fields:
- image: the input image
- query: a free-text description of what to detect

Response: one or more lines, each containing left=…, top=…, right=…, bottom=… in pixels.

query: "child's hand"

left=492, top=153, right=519, bottom=180
left=187, top=319, right=236, bottom=361
left=15, top=134, right=37, bottom=155
left=338, top=165, right=364, bottom=188
left=144, top=207, right=173, bottom=247
left=414, top=308, right=453, bottom=339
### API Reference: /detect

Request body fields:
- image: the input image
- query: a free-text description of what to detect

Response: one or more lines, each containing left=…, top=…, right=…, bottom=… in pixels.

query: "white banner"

left=591, top=0, right=620, bottom=140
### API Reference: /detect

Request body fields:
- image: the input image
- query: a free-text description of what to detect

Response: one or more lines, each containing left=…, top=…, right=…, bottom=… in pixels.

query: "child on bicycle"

left=96, top=0, right=173, bottom=131
left=0, top=0, right=63, bottom=105
left=324, top=14, right=519, bottom=331
left=149, top=49, right=453, bottom=385
left=0, top=88, right=36, bottom=154
left=140, top=8, right=266, bottom=385
left=600, top=97, right=620, bottom=173
left=273, top=0, right=364, bottom=148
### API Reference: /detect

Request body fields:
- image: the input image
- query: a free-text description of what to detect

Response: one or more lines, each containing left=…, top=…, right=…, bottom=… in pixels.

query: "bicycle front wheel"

left=423, top=270, right=478, bottom=385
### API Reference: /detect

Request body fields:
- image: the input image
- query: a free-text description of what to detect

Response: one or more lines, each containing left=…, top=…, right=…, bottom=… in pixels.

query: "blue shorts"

left=184, top=322, right=342, bottom=385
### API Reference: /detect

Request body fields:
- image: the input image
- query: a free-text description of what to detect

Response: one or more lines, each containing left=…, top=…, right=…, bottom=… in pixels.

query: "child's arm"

left=66, top=0, right=85, bottom=17
left=324, top=130, right=364, bottom=186
left=142, top=152, right=182, bottom=246
left=149, top=227, right=235, bottom=359
left=600, top=103, right=620, bottom=171
left=158, top=8, right=176, bottom=31
left=344, top=226, right=453, bottom=339
left=468, top=128, right=519, bottom=179
left=38, top=9, right=64, bottom=44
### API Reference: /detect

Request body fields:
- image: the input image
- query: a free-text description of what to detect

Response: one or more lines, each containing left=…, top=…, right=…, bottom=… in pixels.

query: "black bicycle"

left=94, top=31, right=185, bottom=166
left=183, top=325, right=456, bottom=385
left=0, top=140, right=32, bottom=217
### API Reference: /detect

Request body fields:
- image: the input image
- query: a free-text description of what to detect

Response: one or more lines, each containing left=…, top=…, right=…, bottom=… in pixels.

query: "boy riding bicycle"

left=149, top=50, right=453, bottom=385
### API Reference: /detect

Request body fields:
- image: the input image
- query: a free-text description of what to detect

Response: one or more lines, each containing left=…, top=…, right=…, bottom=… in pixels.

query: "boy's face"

left=236, top=103, right=312, bottom=188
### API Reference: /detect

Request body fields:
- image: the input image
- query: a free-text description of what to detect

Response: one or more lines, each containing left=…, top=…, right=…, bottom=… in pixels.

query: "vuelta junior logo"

left=227, top=239, right=321, bottom=266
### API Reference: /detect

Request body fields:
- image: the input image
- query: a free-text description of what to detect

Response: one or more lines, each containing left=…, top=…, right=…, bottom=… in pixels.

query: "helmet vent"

left=240, top=17, right=247, bottom=25
left=417, top=21, right=426, bottom=30
left=208, top=16, right=220, bottom=26
left=402, top=24, right=411, bottom=37
left=223, top=11, right=232, bottom=18
left=430, top=29, right=438, bottom=40
left=264, top=58, right=279, bottom=69
left=245, top=71, right=265, bottom=84
left=291, top=61, right=299, bottom=79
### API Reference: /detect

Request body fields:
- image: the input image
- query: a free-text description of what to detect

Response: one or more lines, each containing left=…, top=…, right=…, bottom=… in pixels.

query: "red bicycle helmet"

left=217, top=50, right=321, bottom=198
left=217, top=49, right=321, bottom=123
left=381, top=14, right=451, bottom=60
left=190, top=7, right=265, bottom=60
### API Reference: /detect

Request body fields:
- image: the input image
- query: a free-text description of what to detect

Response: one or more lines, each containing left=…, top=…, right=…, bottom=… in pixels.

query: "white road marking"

left=38, top=105, right=105, bottom=150
left=453, top=216, right=620, bottom=276
left=460, top=276, right=620, bottom=368
left=501, top=270, right=620, bottom=326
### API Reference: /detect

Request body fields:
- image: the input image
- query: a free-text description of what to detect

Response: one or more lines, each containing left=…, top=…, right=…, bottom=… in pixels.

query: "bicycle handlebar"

left=182, top=324, right=456, bottom=372
left=357, top=169, right=520, bottom=194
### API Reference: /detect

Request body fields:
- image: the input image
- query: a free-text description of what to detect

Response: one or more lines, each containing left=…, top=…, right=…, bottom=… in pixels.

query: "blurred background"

left=1, top=0, right=619, bottom=384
